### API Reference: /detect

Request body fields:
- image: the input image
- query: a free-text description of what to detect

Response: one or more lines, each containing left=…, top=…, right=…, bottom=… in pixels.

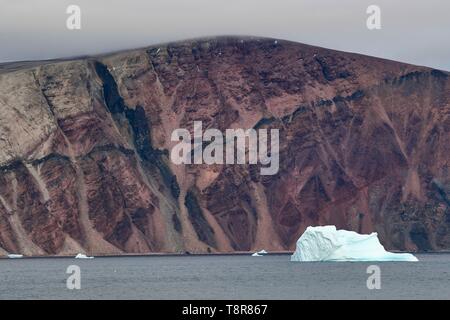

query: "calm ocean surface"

left=0, top=254, right=449, bottom=299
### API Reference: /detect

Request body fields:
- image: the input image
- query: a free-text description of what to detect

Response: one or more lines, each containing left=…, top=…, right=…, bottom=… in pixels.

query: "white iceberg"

left=75, top=253, right=94, bottom=259
left=291, top=226, right=418, bottom=262
left=7, top=254, right=23, bottom=259
left=252, top=249, right=268, bottom=256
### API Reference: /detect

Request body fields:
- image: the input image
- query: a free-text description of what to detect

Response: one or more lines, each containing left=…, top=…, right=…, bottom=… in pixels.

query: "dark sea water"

left=0, top=254, right=449, bottom=299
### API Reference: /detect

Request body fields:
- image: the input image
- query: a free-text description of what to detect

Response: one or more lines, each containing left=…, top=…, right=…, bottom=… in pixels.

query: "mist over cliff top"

left=1, top=0, right=449, bottom=70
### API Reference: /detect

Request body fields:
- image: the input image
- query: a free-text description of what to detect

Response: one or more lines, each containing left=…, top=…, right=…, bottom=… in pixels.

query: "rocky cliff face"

left=0, top=36, right=449, bottom=255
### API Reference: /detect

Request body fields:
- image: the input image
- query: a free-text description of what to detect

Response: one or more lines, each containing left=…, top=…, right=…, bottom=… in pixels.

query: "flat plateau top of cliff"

left=1, top=36, right=448, bottom=75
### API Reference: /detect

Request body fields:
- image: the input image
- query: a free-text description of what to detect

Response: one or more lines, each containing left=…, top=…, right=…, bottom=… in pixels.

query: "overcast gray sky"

left=0, top=0, right=449, bottom=70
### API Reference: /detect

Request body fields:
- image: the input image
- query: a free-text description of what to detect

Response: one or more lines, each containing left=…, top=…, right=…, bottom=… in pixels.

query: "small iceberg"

left=291, top=226, right=418, bottom=262
left=251, top=249, right=268, bottom=256
left=75, top=253, right=94, bottom=259
left=7, top=254, right=23, bottom=259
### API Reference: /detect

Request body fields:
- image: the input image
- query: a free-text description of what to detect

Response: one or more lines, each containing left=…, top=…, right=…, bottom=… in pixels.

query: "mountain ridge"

left=1, top=36, right=448, bottom=75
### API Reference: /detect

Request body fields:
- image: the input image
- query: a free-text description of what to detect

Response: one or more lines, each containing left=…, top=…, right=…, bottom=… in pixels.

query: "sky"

left=0, top=0, right=449, bottom=70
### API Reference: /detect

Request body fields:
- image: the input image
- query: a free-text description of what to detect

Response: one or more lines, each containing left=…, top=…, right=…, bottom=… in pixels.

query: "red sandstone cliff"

left=0, top=36, right=448, bottom=256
